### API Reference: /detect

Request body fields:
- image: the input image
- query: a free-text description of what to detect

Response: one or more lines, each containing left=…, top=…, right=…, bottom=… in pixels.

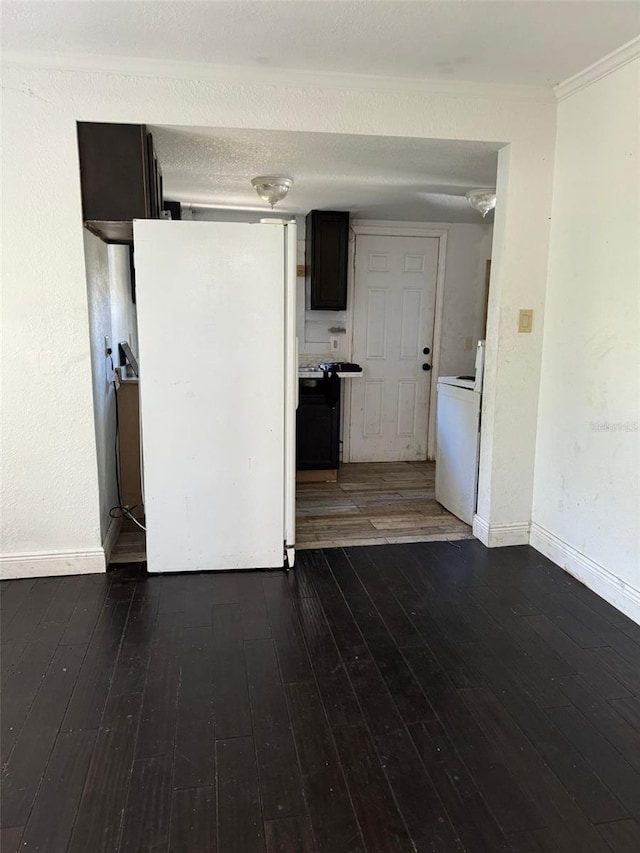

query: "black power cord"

left=107, top=350, right=146, bottom=532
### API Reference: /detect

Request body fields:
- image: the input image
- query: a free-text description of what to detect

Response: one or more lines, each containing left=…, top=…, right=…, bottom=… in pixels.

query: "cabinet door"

left=306, top=210, right=349, bottom=310
left=296, top=390, right=340, bottom=470
left=77, top=122, right=150, bottom=222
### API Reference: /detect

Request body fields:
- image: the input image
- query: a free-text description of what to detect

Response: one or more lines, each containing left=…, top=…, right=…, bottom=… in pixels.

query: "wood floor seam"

left=275, top=576, right=369, bottom=852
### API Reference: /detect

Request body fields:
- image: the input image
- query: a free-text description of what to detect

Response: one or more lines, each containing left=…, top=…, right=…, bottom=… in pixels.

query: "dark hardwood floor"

left=2, top=541, right=640, bottom=852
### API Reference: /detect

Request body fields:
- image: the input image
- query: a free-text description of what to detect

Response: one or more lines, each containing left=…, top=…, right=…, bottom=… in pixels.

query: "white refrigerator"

left=435, top=341, right=485, bottom=525
left=133, top=219, right=297, bottom=573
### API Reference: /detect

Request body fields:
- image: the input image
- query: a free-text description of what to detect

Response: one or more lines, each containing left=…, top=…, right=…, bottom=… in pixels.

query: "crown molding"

left=555, top=35, right=640, bottom=101
left=1, top=49, right=555, bottom=103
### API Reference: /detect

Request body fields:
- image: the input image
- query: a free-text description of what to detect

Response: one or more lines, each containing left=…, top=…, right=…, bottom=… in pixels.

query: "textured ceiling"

left=151, top=125, right=500, bottom=222
left=3, top=1, right=639, bottom=87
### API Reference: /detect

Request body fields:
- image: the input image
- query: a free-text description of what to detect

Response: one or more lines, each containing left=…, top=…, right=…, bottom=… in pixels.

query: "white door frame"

left=344, top=220, right=448, bottom=462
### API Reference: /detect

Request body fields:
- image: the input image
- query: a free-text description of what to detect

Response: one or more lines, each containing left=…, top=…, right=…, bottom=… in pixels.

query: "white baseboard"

left=530, top=523, right=640, bottom=626
left=102, top=515, right=123, bottom=566
left=472, top=515, right=490, bottom=544
left=0, top=517, right=123, bottom=581
left=0, top=548, right=106, bottom=580
left=472, top=515, right=530, bottom=547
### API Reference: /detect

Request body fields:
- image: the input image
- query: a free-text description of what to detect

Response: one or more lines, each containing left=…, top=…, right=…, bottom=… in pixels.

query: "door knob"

left=423, top=347, right=431, bottom=355
left=422, top=363, right=431, bottom=371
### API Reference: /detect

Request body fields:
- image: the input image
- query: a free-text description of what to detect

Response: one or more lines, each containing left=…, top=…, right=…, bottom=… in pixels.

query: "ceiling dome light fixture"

left=466, top=188, right=497, bottom=218
left=251, top=176, right=293, bottom=208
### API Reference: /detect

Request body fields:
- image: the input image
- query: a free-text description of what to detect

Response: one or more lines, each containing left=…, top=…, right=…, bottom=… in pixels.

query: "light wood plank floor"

left=109, top=517, right=146, bottom=564
left=296, top=461, right=472, bottom=550
left=109, top=461, right=472, bottom=564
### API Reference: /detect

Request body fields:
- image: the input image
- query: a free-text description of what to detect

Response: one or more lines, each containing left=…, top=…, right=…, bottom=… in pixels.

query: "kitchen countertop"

left=115, top=368, right=139, bottom=384
left=299, top=368, right=363, bottom=379
left=115, top=367, right=363, bottom=382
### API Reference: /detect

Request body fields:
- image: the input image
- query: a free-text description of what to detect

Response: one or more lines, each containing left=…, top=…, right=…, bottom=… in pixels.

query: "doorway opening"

left=296, top=219, right=491, bottom=550
left=78, top=122, right=498, bottom=566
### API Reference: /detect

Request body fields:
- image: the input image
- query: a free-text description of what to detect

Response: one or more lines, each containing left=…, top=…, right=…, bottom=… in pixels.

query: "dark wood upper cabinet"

left=77, top=122, right=163, bottom=244
left=305, top=210, right=350, bottom=310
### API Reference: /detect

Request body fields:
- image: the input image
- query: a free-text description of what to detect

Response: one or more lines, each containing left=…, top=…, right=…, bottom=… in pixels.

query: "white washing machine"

left=435, top=341, right=485, bottom=525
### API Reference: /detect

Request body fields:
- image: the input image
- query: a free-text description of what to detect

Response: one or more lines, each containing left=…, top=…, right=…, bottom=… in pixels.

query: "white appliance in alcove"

left=435, top=340, right=485, bottom=525
left=133, top=219, right=297, bottom=573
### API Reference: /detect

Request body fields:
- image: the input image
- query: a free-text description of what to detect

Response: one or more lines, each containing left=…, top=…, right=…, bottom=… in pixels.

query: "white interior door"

left=349, top=234, right=438, bottom=462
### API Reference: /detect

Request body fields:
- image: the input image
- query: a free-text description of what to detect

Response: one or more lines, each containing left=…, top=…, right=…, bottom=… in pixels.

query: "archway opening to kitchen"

left=77, top=124, right=497, bottom=566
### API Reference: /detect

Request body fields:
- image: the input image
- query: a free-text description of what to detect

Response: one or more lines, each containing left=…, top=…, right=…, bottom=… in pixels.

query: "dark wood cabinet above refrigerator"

left=77, top=122, right=163, bottom=244
left=305, top=210, right=350, bottom=310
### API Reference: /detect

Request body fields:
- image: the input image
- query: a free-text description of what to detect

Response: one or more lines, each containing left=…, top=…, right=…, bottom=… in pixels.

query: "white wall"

left=437, top=224, right=493, bottom=377
left=108, top=244, right=138, bottom=360
left=84, top=230, right=118, bottom=541
left=84, top=238, right=139, bottom=544
left=531, top=56, right=640, bottom=622
left=0, top=56, right=556, bottom=576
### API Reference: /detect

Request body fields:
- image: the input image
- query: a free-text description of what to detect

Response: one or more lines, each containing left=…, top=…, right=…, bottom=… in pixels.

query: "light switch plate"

left=518, top=309, right=534, bottom=333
